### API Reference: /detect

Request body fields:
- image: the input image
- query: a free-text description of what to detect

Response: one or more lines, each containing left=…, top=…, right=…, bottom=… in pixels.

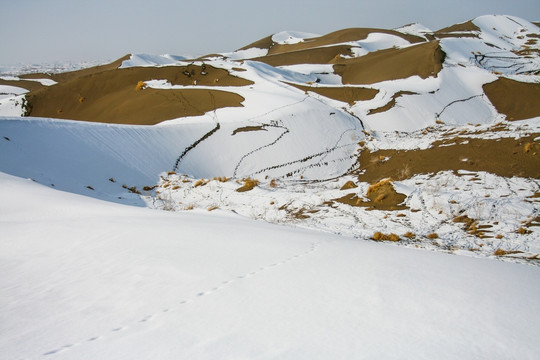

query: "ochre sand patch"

left=285, top=83, right=378, bottom=105
left=237, top=35, right=274, bottom=51
left=368, top=91, right=418, bottom=115
left=334, top=41, right=445, bottom=85
left=353, top=134, right=540, bottom=184
left=1, top=56, right=132, bottom=95
left=25, top=63, right=251, bottom=125
left=434, top=21, right=481, bottom=38
left=253, top=45, right=355, bottom=67
left=436, top=20, right=481, bottom=33
left=30, top=88, right=244, bottom=125
left=232, top=125, right=267, bottom=135
left=483, top=78, right=540, bottom=121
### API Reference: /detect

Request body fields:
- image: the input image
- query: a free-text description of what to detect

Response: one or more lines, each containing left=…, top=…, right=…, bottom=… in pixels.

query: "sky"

left=1, top=0, right=539, bottom=65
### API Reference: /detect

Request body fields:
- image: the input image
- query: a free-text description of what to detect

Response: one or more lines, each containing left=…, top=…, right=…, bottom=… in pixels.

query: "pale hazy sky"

left=1, top=0, right=539, bottom=65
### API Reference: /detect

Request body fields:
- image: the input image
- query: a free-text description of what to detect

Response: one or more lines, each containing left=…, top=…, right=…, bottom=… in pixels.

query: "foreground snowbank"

left=1, top=172, right=539, bottom=359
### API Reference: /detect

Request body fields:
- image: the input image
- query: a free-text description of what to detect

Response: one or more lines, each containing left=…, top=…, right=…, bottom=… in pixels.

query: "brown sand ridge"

left=238, top=35, right=275, bottom=51
left=252, top=45, right=355, bottom=67
left=352, top=133, right=540, bottom=184
left=1, top=57, right=132, bottom=95
left=334, top=41, right=445, bottom=85
left=285, top=83, right=378, bottom=105
left=265, top=28, right=426, bottom=56
left=483, top=78, right=540, bottom=120
left=25, top=61, right=252, bottom=125
left=434, top=21, right=480, bottom=39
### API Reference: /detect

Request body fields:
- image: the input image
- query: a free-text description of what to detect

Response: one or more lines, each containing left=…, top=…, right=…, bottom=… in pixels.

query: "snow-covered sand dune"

left=0, top=14, right=539, bottom=358
left=1, top=172, right=539, bottom=359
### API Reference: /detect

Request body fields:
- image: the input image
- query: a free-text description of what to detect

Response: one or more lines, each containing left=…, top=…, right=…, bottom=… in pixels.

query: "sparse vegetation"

left=494, top=248, right=523, bottom=256
left=236, top=178, right=260, bottom=192
left=135, top=81, right=147, bottom=90
left=122, top=184, right=141, bottom=194
left=372, top=232, right=400, bottom=241
left=517, top=227, right=532, bottom=235
left=194, top=179, right=209, bottom=187
left=367, top=178, right=392, bottom=196
left=212, top=176, right=230, bottom=182
left=403, top=232, right=415, bottom=239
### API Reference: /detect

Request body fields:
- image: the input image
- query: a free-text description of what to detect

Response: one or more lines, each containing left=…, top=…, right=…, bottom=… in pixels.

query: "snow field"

left=1, top=172, right=539, bottom=359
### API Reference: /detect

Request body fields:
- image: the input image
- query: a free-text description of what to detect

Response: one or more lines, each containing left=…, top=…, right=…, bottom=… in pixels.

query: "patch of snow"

left=0, top=76, right=57, bottom=86
left=395, top=23, right=434, bottom=39
left=0, top=95, right=25, bottom=116
left=351, top=32, right=411, bottom=52
left=0, top=85, right=28, bottom=97
left=220, top=47, right=268, bottom=60
left=277, top=64, right=343, bottom=85
left=272, top=31, right=320, bottom=45
left=120, top=54, right=187, bottom=68
left=354, top=66, right=500, bottom=131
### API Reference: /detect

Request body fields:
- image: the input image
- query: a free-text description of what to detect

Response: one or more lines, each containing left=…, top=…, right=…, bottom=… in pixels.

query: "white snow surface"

left=219, top=47, right=269, bottom=60
left=0, top=85, right=28, bottom=99
left=0, top=61, right=108, bottom=76
left=119, top=54, right=188, bottom=68
left=395, top=23, right=434, bottom=39
left=1, top=171, right=539, bottom=360
left=271, top=31, right=320, bottom=45
left=0, top=95, right=25, bottom=116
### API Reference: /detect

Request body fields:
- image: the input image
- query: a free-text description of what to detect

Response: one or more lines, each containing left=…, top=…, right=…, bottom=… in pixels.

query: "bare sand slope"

left=285, top=83, right=378, bottom=105
left=334, top=41, right=445, bottom=85
left=354, top=131, right=540, bottom=184
left=434, top=20, right=481, bottom=38
left=25, top=61, right=251, bottom=125
left=252, top=45, right=355, bottom=66
left=483, top=77, right=540, bottom=120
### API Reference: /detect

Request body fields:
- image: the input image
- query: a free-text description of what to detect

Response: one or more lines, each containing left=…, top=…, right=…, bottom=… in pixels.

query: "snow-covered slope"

left=1, top=172, right=539, bottom=359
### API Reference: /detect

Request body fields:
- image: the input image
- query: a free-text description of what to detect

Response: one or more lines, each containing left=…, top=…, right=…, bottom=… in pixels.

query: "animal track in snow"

left=39, top=240, right=322, bottom=358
